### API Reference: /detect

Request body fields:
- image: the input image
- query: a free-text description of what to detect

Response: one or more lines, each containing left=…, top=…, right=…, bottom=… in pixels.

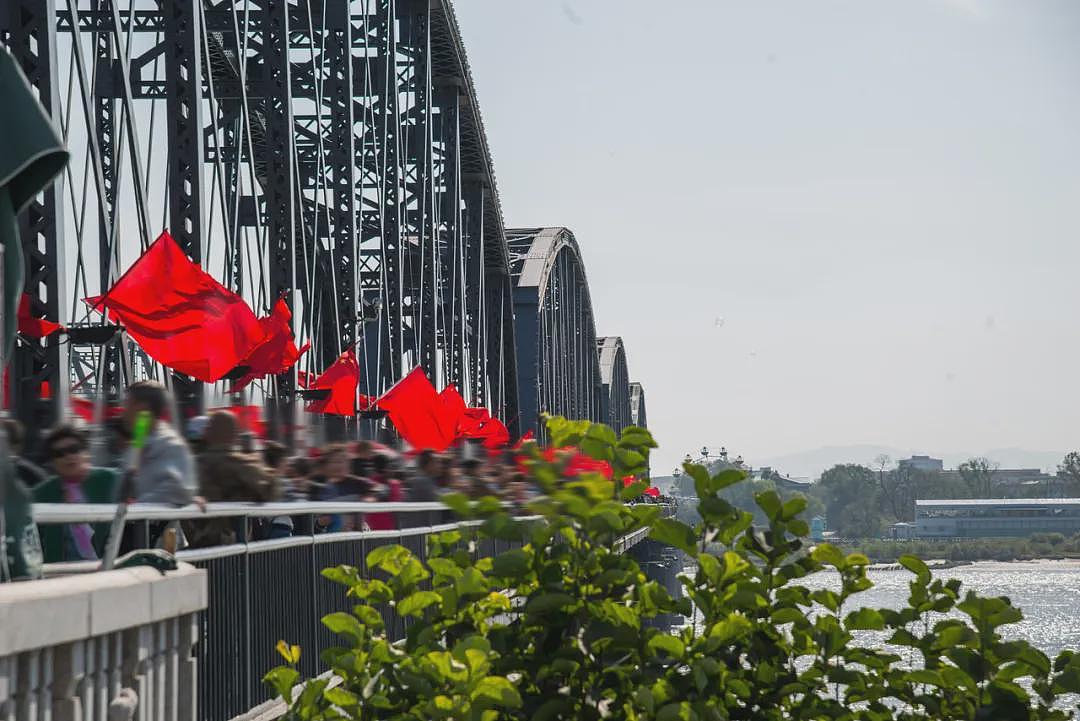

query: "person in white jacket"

left=122, top=381, right=197, bottom=506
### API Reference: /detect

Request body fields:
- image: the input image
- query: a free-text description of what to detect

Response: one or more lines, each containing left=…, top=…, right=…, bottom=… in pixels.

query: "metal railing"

left=33, top=501, right=672, bottom=721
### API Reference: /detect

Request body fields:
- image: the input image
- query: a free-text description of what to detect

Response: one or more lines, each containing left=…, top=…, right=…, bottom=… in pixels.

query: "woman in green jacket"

left=32, top=425, right=118, bottom=563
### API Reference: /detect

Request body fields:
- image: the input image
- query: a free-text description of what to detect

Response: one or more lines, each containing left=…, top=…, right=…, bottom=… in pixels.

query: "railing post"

left=0, top=655, right=12, bottom=721
left=50, top=641, right=85, bottom=721
left=242, top=542, right=252, bottom=711
left=177, top=614, right=197, bottom=721
left=122, top=625, right=151, bottom=721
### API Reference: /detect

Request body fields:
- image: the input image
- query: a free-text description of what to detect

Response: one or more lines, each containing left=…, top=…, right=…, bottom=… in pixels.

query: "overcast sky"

left=453, top=0, right=1080, bottom=476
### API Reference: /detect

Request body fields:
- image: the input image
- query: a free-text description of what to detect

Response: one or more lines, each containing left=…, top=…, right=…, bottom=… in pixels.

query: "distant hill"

left=754, top=445, right=1066, bottom=481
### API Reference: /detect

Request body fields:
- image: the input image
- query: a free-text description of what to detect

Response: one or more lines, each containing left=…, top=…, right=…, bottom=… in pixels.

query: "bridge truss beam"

left=5, top=0, right=521, bottom=441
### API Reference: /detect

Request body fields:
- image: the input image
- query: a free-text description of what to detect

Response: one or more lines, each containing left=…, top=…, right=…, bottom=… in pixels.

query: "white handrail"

left=31, top=500, right=455, bottom=524
left=33, top=501, right=673, bottom=524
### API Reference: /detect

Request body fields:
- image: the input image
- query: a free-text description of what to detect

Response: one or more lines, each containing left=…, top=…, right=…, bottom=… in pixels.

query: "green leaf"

left=754, top=490, right=783, bottom=522
left=898, top=554, right=931, bottom=584
left=707, top=612, right=752, bottom=646
left=441, top=492, right=472, bottom=518
left=352, top=604, right=384, bottom=629
left=472, top=677, right=523, bottom=708
left=647, top=634, right=686, bottom=659
left=428, top=557, right=463, bottom=579
left=781, top=495, right=807, bottom=520
left=650, top=518, right=699, bottom=555
left=263, top=666, right=299, bottom=701
left=811, top=543, right=845, bottom=569
left=492, top=549, right=531, bottom=579
left=711, top=468, right=746, bottom=491
left=621, top=480, right=649, bottom=500
left=845, top=608, right=885, bottom=630
left=525, top=592, right=576, bottom=616
left=323, top=686, right=359, bottom=707
left=475, top=495, right=503, bottom=516
left=366, top=544, right=413, bottom=575
left=397, top=590, right=442, bottom=617
left=657, top=701, right=697, bottom=721
left=322, top=612, right=365, bottom=642
left=771, top=607, right=806, bottom=625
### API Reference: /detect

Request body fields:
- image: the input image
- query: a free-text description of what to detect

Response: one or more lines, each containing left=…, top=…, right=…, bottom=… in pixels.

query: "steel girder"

left=629, top=381, right=647, bottom=430
left=1, top=0, right=68, bottom=443
left=597, top=336, right=632, bottom=435
left=509, top=227, right=604, bottom=439
left=12, top=0, right=519, bottom=439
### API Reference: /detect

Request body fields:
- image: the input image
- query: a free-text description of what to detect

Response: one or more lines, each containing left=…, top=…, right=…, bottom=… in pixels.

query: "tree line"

left=815, top=452, right=1080, bottom=538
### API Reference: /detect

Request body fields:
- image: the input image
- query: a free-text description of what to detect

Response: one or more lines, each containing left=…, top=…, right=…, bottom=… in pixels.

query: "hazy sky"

left=453, top=0, right=1080, bottom=476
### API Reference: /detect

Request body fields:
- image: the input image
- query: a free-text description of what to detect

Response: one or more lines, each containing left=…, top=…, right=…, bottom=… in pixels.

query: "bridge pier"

left=630, top=540, right=688, bottom=631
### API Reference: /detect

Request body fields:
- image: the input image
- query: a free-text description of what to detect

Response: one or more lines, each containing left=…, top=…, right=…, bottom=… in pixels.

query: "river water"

left=685, top=559, right=1080, bottom=659
left=811, top=560, right=1080, bottom=658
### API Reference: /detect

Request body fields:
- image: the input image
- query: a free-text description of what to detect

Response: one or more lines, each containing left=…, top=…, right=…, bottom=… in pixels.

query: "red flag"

left=85, top=231, right=265, bottom=383
left=376, top=367, right=459, bottom=451
left=297, top=370, right=316, bottom=389
left=17, top=294, right=61, bottom=339
left=644, top=486, right=661, bottom=498
left=563, top=451, right=614, bottom=480
left=477, top=417, right=510, bottom=449
left=533, top=446, right=614, bottom=480
left=71, top=396, right=123, bottom=424
left=305, top=349, right=360, bottom=416
left=230, top=298, right=310, bottom=390
left=452, top=403, right=510, bottom=449
left=439, top=385, right=467, bottom=420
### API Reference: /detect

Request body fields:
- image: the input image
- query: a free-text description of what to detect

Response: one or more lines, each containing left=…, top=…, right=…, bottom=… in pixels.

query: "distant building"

left=889, top=522, right=916, bottom=539
left=915, top=498, right=1080, bottom=538
left=755, top=467, right=813, bottom=493
left=898, top=455, right=944, bottom=473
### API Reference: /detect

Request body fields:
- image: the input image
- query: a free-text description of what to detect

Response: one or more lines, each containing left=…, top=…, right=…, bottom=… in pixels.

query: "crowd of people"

left=5, top=380, right=540, bottom=564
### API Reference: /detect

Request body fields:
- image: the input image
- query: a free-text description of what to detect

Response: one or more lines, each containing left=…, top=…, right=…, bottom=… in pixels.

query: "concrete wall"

left=0, top=563, right=207, bottom=721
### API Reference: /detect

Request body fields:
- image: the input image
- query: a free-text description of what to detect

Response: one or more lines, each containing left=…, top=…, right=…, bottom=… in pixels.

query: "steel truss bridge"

left=1, top=0, right=647, bottom=447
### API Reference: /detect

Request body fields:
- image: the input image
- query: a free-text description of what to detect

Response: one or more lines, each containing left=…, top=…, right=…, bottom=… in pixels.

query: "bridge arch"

left=509, top=227, right=604, bottom=438
left=597, top=337, right=633, bottom=435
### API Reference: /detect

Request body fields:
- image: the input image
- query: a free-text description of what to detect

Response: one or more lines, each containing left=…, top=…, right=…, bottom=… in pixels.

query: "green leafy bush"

left=267, top=417, right=1080, bottom=720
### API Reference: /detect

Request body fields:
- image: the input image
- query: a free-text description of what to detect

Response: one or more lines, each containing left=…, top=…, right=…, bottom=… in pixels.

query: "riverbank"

left=846, top=534, right=1080, bottom=564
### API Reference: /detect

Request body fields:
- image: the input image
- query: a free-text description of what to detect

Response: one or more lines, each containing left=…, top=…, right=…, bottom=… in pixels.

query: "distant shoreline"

left=867, top=557, right=1080, bottom=571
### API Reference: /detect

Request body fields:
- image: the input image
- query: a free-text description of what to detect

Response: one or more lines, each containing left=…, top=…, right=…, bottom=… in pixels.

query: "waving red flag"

left=86, top=231, right=265, bottom=382
left=230, top=298, right=310, bottom=390
left=304, top=349, right=360, bottom=416
left=476, top=416, right=510, bottom=449
left=564, top=451, right=614, bottom=480
left=377, top=367, right=459, bottom=451
left=17, top=294, right=61, bottom=338
left=439, top=384, right=467, bottom=420
left=644, top=486, right=661, bottom=498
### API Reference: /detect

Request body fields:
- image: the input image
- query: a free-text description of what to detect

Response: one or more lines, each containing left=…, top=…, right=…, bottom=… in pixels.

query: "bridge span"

left=1, top=0, right=647, bottom=450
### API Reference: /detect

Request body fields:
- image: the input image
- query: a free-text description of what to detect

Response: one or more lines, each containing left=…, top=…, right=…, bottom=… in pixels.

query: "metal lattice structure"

left=2, top=2, right=644, bottom=444
left=1, top=0, right=521, bottom=440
